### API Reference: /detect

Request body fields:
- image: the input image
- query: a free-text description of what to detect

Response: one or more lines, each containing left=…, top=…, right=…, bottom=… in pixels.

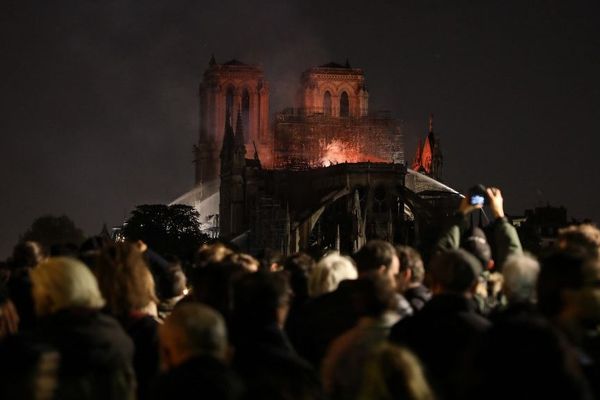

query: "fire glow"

left=320, top=139, right=387, bottom=167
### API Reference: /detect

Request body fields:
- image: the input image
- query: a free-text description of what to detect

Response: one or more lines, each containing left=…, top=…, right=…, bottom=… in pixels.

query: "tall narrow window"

left=242, top=89, right=250, bottom=143
left=323, top=91, right=332, bottom=116
left=225, top=87, right=234, bottom=120
left=340, top=91, right=349, bottom=117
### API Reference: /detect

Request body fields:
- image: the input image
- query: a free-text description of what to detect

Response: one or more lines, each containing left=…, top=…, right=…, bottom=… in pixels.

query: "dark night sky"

left=1, top=0, right=599, bottom=257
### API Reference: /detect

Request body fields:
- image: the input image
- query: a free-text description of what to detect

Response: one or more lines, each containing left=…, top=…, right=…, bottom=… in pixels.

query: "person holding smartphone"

left=435, top=186, right=522, bottom=271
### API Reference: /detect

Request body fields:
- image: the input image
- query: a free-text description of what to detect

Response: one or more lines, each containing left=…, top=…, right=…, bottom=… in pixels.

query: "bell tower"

left=195, top=56, right=269, bottom=186
left=297, top=60, right=369, bottom=117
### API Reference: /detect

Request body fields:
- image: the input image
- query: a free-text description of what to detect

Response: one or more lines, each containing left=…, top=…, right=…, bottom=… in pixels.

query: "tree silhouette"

left=21, top=215, right=85, bottom=248
left=121, top=204, right=207, bottom=263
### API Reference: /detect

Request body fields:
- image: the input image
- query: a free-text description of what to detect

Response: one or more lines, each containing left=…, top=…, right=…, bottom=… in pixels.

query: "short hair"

left=429, top=249, right=482, bottom=294
left=164, top=303, right=227, bottom=359
left=94, top=242, right=157, bottom=316
left=233, top=271, right=291, bottom=327
left=502, top=253, right=540, bottom=304
left=396, top=246, right=425, bottom=283
left=352, top=272, right=398, bottom=317
left=30, top=257, right=105, bottom=315
left=558, top=224, right=600, bottom=259
left=353, top=240, right=396, bottom=274
left=189, top=258, right=250, bottom=318
left=309, top=252, right=357, bottom=297
left=283, top=252, right=315, bottom=301
left=284, top=252, right=315, bottom=274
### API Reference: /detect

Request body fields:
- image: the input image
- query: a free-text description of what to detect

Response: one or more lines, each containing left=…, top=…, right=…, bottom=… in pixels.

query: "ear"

left=487, top=259, right=495, bottom=271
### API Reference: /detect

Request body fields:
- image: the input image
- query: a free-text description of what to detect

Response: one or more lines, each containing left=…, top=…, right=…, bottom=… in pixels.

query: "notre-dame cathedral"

left=180, top=56, right=450, bottom=254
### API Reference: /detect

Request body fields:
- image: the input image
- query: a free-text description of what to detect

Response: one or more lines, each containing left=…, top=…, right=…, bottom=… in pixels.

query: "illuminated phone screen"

left=470, top=195, right=485, bottom=206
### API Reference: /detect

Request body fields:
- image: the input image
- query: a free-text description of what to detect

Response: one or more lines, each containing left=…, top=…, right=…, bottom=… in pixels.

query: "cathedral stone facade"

left=194, top=58, right=405, bottom=186
left=189, top=56, right=453, bottom=251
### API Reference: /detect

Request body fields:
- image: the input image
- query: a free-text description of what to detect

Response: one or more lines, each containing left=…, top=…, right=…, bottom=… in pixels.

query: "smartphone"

left=470, top=194, right=485, bottom=206
left=468, top=184, right=487, bottom=206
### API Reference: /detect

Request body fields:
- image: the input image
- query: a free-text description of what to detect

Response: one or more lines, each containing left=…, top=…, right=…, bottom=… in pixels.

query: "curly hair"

left=309, top=252, right=357, bottom=297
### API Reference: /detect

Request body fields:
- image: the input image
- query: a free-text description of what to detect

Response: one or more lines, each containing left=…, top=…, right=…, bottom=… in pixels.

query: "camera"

left=468, top=184, right=487, bottom=206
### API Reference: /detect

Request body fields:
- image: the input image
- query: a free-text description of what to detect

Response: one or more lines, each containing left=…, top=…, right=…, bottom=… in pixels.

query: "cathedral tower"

left=297, top=61, right=368, bottom=117
left=195, top=56, right=269, bottom=185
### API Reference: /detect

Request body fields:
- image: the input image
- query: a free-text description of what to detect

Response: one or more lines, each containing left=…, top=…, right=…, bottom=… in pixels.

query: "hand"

left=458, top=196, right=483, bottom=216
left=486, top=187, right=505, bottom=219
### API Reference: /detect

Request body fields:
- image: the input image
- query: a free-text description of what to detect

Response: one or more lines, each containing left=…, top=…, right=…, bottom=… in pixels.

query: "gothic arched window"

left=242, top=89, right=250, bottom=142
left=323, top=91, right=332, bottom=116
left=340, top=91, right=349, bottom=117
left=225, top=87, right=234, bottom=120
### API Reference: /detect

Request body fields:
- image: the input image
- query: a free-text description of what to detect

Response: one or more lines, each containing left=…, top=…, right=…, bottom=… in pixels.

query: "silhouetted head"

left=558, top=224, right=600, bottom=259
left=94, top=242, right=157, bottom=317
left=352, top=272, right=398, bottom=318
left=538, top=250, right=600, bottom=326
left=233, top=271, right=292, bottom=330
left=502, top=253, right=540, bottom=304
left=30, top=257, right=105, bottom=316
left=309, top=252, right=357, bottom=297
left=429, top=249, right=482, bottom=296
left=283, top=252, right=315, bottom=302
left=189, top=256, right=250, bottom=318
left=10, top=241, right=45, bottom=270
left=159, top=303, right=228, bottom=370
left=354, top=240, right=400, bottom=288
left=396, top=245, right=425, bottom=291
left=462, top=227, right=492, bottom=270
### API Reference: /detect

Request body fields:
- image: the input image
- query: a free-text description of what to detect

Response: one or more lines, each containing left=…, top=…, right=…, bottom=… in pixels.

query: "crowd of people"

left=1, top=187, right=600, bottom=400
